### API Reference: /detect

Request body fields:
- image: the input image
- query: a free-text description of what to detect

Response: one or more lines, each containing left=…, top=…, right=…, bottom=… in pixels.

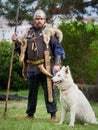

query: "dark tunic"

left=15, top=25, right=65, bottom=75
left=25, top=27, right=54, bottom=72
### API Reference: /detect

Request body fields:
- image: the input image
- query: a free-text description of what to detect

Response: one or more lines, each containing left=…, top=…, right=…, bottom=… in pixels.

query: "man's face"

left=33, top=18, right=46, bottom=28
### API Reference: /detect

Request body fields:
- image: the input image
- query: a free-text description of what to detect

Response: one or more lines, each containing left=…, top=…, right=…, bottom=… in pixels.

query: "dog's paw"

left=69, top=123, right=74, bottom=127
left=96, top=121, right=98, bottom=124
left=94, top=121, right=98, bottom=124
left=58, top=121, right=63, bottom=124
left=84, top=123, right=88, bottom=126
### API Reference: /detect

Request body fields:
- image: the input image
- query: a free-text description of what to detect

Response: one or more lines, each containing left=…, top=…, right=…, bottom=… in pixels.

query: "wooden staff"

left=3, top=1, right=20, bottom=119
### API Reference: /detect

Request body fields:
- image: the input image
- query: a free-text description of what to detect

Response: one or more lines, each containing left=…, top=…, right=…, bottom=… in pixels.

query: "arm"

left=11, top=33, right=21, bottom=54
left=51, top=37, right=65, bottom=74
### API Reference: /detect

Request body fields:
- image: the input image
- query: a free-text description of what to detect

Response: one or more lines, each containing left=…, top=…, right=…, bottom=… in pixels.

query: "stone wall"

left=78, top=84, right=98, bottom=101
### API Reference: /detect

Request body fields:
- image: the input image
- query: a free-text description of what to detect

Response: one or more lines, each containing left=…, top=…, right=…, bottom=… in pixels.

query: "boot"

left=50, top=113, right=59, bottom=123
left=22, top=114, right=35, bottom=120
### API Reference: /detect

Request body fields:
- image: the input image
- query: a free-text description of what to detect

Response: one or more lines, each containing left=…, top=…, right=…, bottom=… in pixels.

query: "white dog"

left=52, top=66, right=98, bottom=127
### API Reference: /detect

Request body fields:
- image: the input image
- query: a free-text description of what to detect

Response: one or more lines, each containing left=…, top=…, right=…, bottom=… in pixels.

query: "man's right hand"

left=11, top=33, right=18, bottom=41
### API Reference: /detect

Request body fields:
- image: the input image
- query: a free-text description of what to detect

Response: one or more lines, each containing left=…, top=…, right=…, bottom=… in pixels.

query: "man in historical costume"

left=12, top=8, right=65, bottom=122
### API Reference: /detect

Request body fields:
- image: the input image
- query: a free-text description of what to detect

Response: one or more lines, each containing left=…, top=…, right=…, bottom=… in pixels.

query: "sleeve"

left=14, top=40, right=21, bottom=55
left=50, top=36, right=65, bottom=65
left=51, top=37, right=65, bottom=60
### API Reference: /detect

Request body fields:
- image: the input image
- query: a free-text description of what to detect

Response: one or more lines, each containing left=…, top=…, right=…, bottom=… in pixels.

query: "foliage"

left=0, top=0, right=98, bottom=25
left=0, top=0, right=36, bottom=25
left=87, top=40, right=98, bottom=84
left=0, top=41, right=27, bottom=90
left=59, top=21, right=98, bottom=84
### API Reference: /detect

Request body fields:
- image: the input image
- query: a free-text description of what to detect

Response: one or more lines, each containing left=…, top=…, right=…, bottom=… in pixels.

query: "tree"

left=0, top=0, right=98, bottom=25
left=1, top=0, right=37, bottom=25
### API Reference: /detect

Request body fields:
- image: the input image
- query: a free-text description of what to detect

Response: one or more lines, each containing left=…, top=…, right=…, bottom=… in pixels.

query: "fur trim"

left=22, top=61, right=28, bottom=79
left=18, top=24, right=63, bottom=79
left=19, top=24, right=63, bottom=62
left=43, top=24, right=63, bottom=46
left=18, top=36, right=27, bottom=63
left=17, top=36, right=28, bottom=79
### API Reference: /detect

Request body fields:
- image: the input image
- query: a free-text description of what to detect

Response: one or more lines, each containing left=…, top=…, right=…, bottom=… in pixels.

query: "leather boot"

left=50, top=113, right=59, bottom=123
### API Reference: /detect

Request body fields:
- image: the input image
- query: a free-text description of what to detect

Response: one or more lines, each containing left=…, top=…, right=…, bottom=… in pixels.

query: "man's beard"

left=35, top=22, right=44, bottom=28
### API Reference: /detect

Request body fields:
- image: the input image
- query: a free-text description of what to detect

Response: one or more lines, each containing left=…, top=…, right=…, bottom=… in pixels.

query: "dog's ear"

left=61, top=66, right=66, bottom=70
left=65, top=66, right=69, bottom=74
left=65, top=68, right=68, bottom=74
left=61, top=66, right=69, bottom=74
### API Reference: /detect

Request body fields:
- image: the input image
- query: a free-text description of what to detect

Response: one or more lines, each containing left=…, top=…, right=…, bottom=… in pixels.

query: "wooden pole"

left=3, top=42, right=15, bottom=119
left=3, top=1, right=20, bottom=119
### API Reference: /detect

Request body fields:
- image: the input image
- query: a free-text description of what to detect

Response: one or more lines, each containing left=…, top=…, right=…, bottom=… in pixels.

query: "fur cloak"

left=17, top=24, right=63, bottom=79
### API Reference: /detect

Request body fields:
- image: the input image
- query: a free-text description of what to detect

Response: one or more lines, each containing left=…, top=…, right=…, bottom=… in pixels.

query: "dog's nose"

left=51, top=77, right=55, bottom=82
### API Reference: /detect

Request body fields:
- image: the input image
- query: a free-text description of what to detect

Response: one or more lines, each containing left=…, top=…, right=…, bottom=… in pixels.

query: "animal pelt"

left=17, top=37, right=28, bottom=79
left=42, top=23, right=63, bottom=45
left=19, top=24, right=63, bottom=63
left=17, top=24, right=63, bottom=79
left=52, top=66, right=98, bottom=127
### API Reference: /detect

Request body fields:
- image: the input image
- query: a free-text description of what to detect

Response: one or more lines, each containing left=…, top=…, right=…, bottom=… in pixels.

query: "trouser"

left=26, top=72, right=57, bottom=116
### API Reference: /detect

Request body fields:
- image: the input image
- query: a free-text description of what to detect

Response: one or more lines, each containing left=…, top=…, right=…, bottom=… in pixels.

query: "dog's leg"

left=59, top=91, right=61, bottom=102
left=69, top=107, right=76, bottom=127
left=59, top=106, right=66, bottom=124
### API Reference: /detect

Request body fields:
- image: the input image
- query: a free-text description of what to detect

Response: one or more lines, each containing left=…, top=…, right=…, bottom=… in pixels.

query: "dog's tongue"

left=53, top=82, right=57, bottom=89
left=53, top=81, right=59, bottom=89
left=53, top=80, right=61, bottom=89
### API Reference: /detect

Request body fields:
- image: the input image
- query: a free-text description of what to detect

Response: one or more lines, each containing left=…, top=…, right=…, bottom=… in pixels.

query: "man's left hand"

left=53, top=65, right=60, bottom=75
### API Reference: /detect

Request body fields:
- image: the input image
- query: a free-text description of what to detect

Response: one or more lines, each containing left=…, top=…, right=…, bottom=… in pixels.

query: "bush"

left=87, top=40, right=98, bottom=84
left=0, top=41, right=27, bottom=90
left=59, top=21, right=98, bottom=84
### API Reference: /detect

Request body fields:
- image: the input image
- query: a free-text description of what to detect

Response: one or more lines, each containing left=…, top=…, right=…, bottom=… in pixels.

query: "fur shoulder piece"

left=17, top=36, right=27, bottom=63
left=42, top=24, right=63, bottom=45
left=17, top=26, right=31, bottom=63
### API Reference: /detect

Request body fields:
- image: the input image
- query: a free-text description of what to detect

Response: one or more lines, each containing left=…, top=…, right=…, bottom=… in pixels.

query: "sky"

left=84, top=6, right=98, bottom=17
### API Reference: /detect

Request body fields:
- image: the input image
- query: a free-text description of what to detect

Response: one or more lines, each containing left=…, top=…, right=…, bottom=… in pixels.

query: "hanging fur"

left=18, top=24, right=63, bottom=79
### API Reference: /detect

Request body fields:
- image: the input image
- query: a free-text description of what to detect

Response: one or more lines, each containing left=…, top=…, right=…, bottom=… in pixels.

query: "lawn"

left=0, top=89, right=98, bottom=130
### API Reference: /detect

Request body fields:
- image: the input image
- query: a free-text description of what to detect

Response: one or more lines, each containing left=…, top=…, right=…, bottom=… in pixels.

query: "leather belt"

left=26, top=59, right=44, bottom=65
left=26, top=56, right=53, bottom=65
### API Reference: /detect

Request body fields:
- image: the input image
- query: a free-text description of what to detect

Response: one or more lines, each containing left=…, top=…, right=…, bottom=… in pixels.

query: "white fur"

left=52, top=66, right=98, bottom=127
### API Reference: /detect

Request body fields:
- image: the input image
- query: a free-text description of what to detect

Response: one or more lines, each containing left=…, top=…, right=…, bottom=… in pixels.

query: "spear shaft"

left=3, top=1, right=20, bottom=119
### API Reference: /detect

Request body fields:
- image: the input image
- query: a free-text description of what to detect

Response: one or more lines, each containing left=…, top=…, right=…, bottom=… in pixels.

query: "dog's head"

left=52, top=65, right=73, bottom=90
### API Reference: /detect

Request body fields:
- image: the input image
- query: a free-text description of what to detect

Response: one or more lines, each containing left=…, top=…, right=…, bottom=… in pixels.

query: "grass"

left=0, top=89, right=98, bottom=130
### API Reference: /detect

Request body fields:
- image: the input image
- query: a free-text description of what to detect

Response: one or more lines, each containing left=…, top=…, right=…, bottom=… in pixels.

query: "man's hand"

left=53, top=65, right=60, bottom=75
left=11, top=33, right=18, bottom=41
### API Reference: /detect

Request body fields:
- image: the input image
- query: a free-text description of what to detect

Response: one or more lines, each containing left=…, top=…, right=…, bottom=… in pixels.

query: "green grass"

left=0, top=89, right=98, bottom=130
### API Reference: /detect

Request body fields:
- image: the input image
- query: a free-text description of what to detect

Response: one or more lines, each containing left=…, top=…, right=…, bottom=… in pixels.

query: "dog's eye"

left=58, top=75, right=60, bottom=77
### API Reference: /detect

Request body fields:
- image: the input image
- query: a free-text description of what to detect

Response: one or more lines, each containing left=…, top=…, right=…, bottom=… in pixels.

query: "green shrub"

left=87, top=40, right=98, bottom=84
left=0, top=41, right=27, bottom=90
left=59, top=21, right=98, bottom=84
